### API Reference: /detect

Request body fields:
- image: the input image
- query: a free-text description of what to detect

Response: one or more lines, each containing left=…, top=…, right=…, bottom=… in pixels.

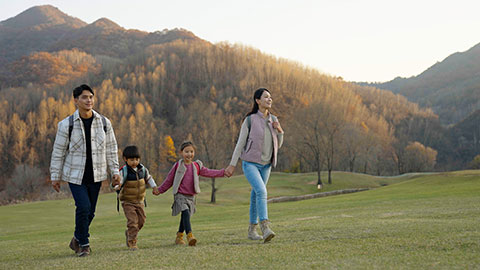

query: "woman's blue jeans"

left=242, top=161, right=272, bottom=224
left=68, top=182, right=101, bottom=246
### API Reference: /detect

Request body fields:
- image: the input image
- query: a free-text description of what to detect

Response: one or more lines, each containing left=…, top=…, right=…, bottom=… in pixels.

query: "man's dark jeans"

left=69, top=182, right=102, bottom=246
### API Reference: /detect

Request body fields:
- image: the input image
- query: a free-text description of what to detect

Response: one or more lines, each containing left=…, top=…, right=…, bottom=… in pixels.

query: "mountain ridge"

left=0, top=5, right=86, bottom=29
left=366, top=42, right=480, bottom=125
left=0, top=5, right=201, bottom=82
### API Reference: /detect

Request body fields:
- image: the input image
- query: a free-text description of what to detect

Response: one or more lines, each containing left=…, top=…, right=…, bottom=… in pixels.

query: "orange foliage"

left=10, top=49, right=99, bottom=87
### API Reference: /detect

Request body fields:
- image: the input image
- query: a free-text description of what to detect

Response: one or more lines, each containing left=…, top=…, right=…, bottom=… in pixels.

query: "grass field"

left=1, top=171, right=479, bottom=269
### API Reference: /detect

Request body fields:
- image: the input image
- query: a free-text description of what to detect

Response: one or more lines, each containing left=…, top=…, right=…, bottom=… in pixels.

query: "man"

left=50, top=84, right=120, bottom=257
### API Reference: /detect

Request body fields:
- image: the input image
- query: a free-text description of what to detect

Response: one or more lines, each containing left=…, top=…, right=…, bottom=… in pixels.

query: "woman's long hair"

left=245, top=88, right=270, bottom=118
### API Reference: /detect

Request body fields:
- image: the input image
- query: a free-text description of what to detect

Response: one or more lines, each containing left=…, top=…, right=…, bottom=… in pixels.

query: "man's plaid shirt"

left=50, top=110, right=119, bottom=185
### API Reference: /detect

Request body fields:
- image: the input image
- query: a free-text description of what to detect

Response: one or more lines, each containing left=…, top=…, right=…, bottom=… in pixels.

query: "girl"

left=225, top=88, right=284, bottom=243
left=156, top=141, right=226, bottom=246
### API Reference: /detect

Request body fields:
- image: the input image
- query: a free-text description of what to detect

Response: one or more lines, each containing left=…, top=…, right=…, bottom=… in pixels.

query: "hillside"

left=367, top=43, right=480, bottom=125
left=0, top=5, right=471, bottom=200
left=448, top=109, right=480, bottom=167
left=1, top=171, right=479, bottom=269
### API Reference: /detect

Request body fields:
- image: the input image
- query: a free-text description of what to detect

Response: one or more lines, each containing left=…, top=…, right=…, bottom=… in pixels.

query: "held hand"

left=272, top=121, right=284, bottom=133
left=51, top=181, right=61, bottom=193
left=112, top=174, right=120, bottom=187
left=152, top=187, right=160, bottom=195
left=225, top=165, right=235, bottom=177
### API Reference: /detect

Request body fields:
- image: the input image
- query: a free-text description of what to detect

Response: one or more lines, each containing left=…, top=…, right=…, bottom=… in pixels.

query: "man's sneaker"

left=77, top=245, right=91, bottom=257
left=69, top=237, right=80, bottom=253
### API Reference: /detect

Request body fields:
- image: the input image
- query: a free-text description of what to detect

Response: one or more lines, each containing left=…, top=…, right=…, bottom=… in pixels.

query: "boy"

left=115, top=145, right=160, bottom=250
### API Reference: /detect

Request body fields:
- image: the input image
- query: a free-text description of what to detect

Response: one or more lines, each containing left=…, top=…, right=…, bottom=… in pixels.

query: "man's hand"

left=111, top=174, right=120, bottom=187
left=51, top=181, right=61, bottom=193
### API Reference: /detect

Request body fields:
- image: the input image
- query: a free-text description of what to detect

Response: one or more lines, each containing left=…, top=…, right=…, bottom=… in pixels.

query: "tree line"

left=0, top=40, right=442, bottom=204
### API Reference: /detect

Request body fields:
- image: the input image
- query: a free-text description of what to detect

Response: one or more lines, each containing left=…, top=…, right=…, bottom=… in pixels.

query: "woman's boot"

left=248, top=223, right=262, bottom=240
left=260, top=220, right=275, bottom=243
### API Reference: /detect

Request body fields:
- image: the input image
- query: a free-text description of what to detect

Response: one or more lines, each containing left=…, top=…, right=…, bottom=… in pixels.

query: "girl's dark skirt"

left=172, top=193, right=196, bottom=217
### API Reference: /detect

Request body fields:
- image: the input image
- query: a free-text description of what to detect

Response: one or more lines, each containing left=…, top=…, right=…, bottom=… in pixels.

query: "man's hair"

left=73, top=84, right=94, bottom=99
left=123, top=145, right=141, bottom=159
left=180, top=141, right=196, bottom=151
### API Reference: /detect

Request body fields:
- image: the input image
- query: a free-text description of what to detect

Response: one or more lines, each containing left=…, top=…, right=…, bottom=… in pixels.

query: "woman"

left=225, top=88, right=284, bottom=243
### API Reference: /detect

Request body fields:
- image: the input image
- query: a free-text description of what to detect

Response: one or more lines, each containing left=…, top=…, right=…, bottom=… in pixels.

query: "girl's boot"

left=187, top=232, right=197, bottom=246
left=260, top=220, right=276, bottom=243
left=248, top=224, right=262, bottom=240
left=175, top=232, right=185, bottom=245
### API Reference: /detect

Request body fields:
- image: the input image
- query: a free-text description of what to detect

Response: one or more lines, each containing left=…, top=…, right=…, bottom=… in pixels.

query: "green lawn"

left=1, top=171, right=479, bottom=269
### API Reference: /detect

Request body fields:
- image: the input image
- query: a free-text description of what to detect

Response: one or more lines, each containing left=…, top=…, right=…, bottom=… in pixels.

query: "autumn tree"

left=403, top=141, right=437, bottom=172
left=158, top=135, right=177, bottom=174
left=468, top=154, right=480, bottom=169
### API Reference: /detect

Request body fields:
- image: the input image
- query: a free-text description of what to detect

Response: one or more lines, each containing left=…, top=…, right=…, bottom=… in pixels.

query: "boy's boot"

left=128, top=239, right=138, bottom=251
left=248, top=224, right=262, bottom=240
left=260, top=220, right=276, bottom=243
left=187, top=232, right=197, bottom=246
left=175, top=232, right=185, bottom=245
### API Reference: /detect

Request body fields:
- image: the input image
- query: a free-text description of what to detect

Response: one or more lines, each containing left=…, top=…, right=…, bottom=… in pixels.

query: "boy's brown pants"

left=122, top=201, right=146, bottom=241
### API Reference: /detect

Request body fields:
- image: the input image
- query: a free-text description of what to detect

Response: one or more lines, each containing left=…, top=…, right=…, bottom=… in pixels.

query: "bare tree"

left=6, top=164, right=46, bottom=201
left=342, top=124, right=363, bottom=172
left=317, top=101, right=349, bottom=184
left=290, top=103, right=332, bottom=188
left=177, top=100, right=233, bottom=203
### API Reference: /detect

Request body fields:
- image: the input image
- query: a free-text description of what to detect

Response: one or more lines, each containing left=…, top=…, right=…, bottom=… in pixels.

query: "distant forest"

left=1, top=5, right=479, bottom=203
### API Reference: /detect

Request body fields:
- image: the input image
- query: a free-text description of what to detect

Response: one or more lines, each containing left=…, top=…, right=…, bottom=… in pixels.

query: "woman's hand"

left=273, top=121, right=284, bottom=134
left=225, top=165, right=235, bottom=177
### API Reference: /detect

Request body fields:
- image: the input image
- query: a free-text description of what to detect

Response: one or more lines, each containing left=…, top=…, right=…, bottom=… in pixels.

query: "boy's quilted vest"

left=119, top=165, right=147, bottom=203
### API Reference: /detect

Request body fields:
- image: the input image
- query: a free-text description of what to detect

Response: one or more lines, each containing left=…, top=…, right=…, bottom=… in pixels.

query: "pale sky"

left=1, top=0, right=479, bottom=82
